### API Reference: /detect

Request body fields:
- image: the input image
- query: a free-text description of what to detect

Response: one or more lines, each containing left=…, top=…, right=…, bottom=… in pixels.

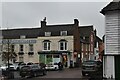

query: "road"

left=10, top=68, right=90, bottom=80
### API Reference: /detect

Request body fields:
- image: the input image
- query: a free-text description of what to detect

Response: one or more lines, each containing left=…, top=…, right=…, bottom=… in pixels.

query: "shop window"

left=46, top=55, right=52, bottom=64
left=53, top=55, right=59, bottom=58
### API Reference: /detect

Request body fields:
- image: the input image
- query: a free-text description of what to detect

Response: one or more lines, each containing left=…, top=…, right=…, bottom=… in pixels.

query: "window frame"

left=43, top=41, right=50, bottom=51
left=19, top=44, right=24, bottom=52
left=60, top=31, right=67, bottom=36
left=59, top=41, right=67, bottom=51
left=45, top=32, right=51, bottom=36
left=29, top=44, right=34, bottom=52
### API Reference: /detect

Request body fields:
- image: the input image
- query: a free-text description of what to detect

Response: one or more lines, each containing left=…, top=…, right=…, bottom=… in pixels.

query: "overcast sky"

left=1, top=0, right=113, bottom=38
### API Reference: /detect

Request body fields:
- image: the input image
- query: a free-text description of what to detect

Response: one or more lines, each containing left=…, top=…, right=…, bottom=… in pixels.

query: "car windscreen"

left=21, top=66, right=30, bottom=70
left=83, top=61, right=96, bottom=65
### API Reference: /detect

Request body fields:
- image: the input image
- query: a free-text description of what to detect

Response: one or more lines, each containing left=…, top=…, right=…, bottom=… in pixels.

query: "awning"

left=18, top=52, right=24, bottom=55
left=28, top=52, right=34, bottom=55
left=38, top=51, right=71, bottom=54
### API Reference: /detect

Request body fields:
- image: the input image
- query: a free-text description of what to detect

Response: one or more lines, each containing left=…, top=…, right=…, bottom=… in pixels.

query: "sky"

left=0, top=0, right=113, bottom=38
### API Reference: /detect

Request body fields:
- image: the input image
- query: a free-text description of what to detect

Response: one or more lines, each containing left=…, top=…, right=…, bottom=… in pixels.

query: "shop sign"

left=0, top=39, right=37, bottom=44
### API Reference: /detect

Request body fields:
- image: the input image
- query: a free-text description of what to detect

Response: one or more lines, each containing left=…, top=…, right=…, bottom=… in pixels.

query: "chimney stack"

left=74, top=19, right=79, bottom=26
left=41, top=17, right=47, bottom=28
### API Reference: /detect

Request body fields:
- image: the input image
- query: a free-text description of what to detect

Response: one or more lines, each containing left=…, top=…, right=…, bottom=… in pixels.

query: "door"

left=115, top=55, right=120, bottom=80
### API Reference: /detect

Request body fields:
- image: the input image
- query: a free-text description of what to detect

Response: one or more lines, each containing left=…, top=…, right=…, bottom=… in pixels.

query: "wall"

left=105, top=11, right=120, bottom=55
left=37, top=36, right=74, bottom=52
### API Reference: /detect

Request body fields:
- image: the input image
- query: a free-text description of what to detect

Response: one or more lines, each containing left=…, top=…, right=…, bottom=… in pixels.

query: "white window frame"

left=59, top=41, right=67, bottom=51
left=20, top=35, right=26, bottom=39
left=19, top=55, right=24, bottom=62
left=60, top=31, right=67, bottom=36
left=29, top=44, right=34, bottom=52
left=19, top=44, right=24, bottom=52
left=43, top=42, right=50, bottom=51
left=45, top=32, right=51, bottom=36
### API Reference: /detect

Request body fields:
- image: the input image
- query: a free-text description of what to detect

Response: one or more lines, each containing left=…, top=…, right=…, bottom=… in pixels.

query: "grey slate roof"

left=1, top=28, right=41, bottom=39
left=100, top=1, right=120, bottom=15
left=40, top=24, right=74, bottom=36
left=79, top=25, right=93, bottom=37
left=1, top=24, right=93, bottom=39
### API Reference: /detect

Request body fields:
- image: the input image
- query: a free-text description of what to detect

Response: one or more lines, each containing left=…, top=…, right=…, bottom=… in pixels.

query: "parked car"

left=82, top=60, right=102, bottom=76
left=45, top=63, right=59, bottom=70
left=19, top=64, right=47, bottom=77
left=0, top=63, right=15, bottom=71
left=19, top=63, right=26, bottom=70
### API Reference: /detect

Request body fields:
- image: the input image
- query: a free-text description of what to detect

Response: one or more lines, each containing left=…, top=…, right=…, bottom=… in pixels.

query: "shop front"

left=38, top=51, right=71, bottom=68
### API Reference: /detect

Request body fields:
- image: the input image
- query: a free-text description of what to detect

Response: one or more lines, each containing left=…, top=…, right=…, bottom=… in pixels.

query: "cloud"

left=2, top=2, right=109, bottom=38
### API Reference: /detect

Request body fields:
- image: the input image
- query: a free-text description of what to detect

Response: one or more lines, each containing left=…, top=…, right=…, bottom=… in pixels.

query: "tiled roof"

left=100, top=1, right=120, bottom=15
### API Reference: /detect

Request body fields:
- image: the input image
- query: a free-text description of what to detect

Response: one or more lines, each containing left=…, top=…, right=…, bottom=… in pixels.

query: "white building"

left=101, top=1, right=120, bottom=79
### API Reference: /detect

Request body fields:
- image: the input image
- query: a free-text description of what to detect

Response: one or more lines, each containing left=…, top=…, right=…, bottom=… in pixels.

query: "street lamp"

left=7, top=39, right=10, bottom=71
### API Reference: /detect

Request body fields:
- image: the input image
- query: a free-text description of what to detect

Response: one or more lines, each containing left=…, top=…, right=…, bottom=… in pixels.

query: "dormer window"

left=60, top=31, right=67, bottom=36
left=20, top=35, right=26, bottom=39
left=45, top=32, right=51, bottom=36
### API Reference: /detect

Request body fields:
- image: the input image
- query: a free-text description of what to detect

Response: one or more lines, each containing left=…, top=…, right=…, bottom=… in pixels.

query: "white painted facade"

left=103, top=56, right=115, bottom=78
left=103, top=8, right=120, bottom=79
left=105, top=11, right=120, bottom=55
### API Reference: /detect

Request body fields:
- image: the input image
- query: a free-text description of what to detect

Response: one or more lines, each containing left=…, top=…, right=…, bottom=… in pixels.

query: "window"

left=19, top=55, right=23, bottom=62
left=46, top=55, right=52, bottom=64
left=43, top=42, right=50, bottom=51
left=19, top=45, right=23, bottom=52
left=91, top=44, right=93, bottom=51
left=29, top=44, right=33, bottom=52
left=81, top=43, right=83, bottom=51
left=20, top=35, right=26, bottom=39
left=89, top=44, right=90, bottom=51
left=53, top=55, right=59, bottom=58
left=60, top=31, right=67, bottom=36
left=59, top=41, right=67, bottom=50
left=86, top=44, right=88, bottom=51
left=45, top=32, right=51, bottom=36
left=0, top=45, right=2, bottom=51
left=11, top=45, right=14, bottom=52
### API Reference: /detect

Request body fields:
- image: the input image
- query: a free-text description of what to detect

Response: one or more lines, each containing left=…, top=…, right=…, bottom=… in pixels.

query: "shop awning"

left=28, top=52, right=34, bottom=55
left=18, top=52, right=24, bottom=55
left=38, top=51, right=71, bottom=54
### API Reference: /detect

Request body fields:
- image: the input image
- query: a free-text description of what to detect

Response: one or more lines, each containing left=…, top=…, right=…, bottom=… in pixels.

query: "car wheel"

left=33, top=72, right=37, bottom=77
left=43, top=70, right=47, bottom=75
left=21, top=75, right=25, bottom=78
left=17, top=67, right=19, bottom=71
left=55, top=67, right=57, bottom=70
